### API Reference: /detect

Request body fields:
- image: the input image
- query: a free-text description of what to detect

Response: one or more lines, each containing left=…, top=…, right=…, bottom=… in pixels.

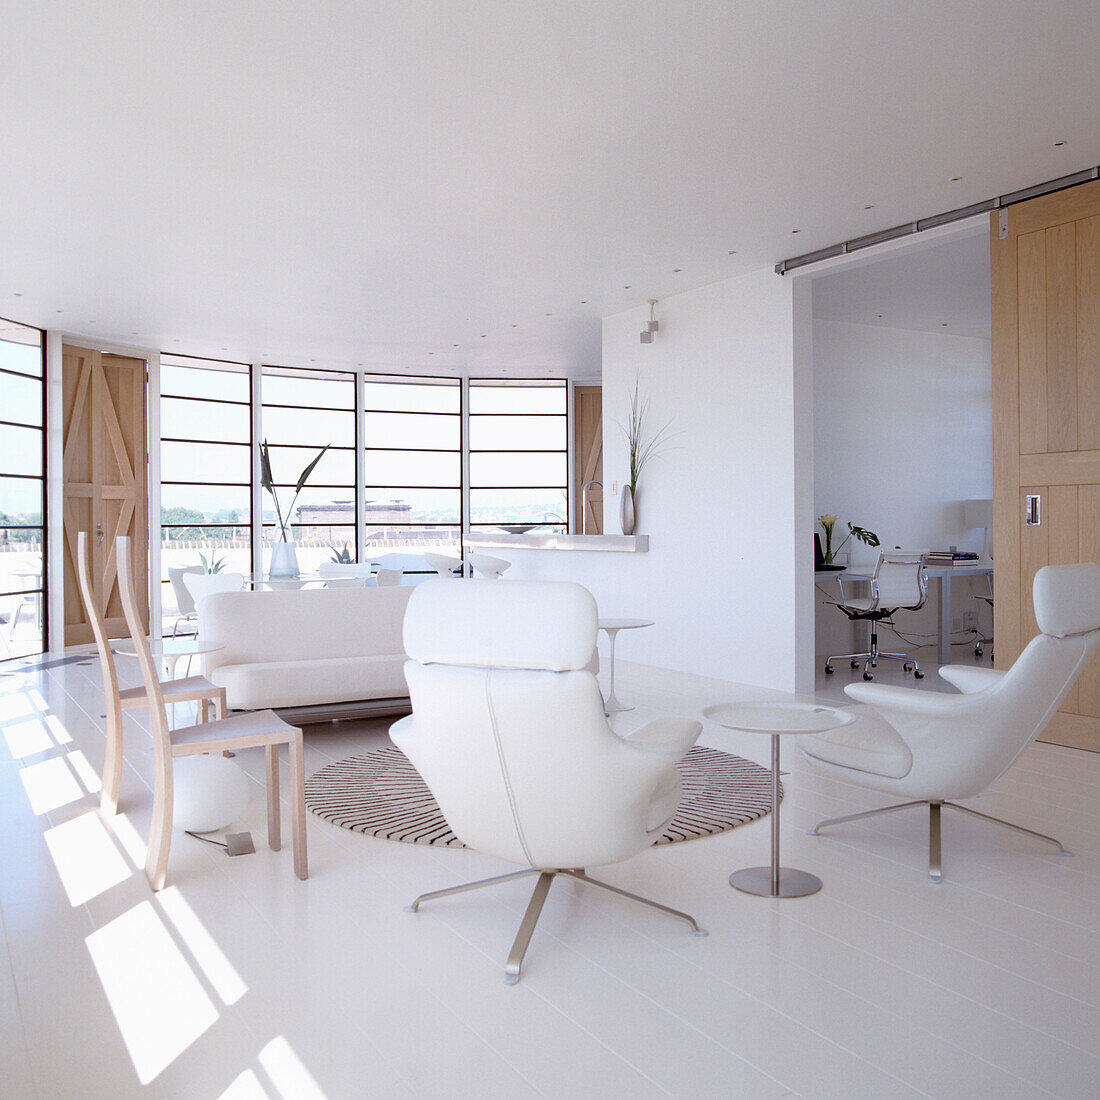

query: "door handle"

left=96, top=522, right=105, bottom=543
left=1025, top=494, right=1041, bottom=527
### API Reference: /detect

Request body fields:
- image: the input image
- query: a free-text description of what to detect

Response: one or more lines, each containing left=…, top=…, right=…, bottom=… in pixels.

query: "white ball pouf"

left=172, top=754, right=251, bottom=833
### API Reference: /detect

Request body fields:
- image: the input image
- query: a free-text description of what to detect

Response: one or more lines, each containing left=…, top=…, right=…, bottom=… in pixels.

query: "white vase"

left=269, top=539, right=300, bottom=577
left=620, top=484, right=636, bottom=535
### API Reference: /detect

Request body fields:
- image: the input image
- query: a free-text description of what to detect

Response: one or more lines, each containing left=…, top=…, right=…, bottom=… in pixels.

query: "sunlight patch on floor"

left=157, top=886, right=248, bottom=1006
left=18, top=754, right=84, bottom=815
left=219, top=1068, right=274, bottom=1098
left=258, top=1036, right=327, bottom=1100
left=43, top=811, right=131, bottom=906
left=85, top=901, right=220, bottom=1085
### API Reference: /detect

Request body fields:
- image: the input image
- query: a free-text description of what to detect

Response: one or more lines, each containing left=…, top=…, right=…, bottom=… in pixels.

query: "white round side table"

left=701, top=700, right=854, bottom=898
left=597, top=618, right=654, bottom=713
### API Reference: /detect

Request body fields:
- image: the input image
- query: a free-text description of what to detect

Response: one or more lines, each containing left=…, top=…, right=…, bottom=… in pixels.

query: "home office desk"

left=818, top=564, right=993, bottom=666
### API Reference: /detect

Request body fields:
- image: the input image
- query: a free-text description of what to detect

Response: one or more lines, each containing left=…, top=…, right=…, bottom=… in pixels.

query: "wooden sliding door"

left=991, top=180, right=1100, bottom=750
left=62, top=345, right=148, bottom=645
left=574, top=385, right=603, bottom=534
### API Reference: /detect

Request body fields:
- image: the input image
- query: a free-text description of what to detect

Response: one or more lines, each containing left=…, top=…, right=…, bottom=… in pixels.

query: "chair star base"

left=810, top=799, right=1071, bottom=882
left=406, top=866, right=707, bottom=985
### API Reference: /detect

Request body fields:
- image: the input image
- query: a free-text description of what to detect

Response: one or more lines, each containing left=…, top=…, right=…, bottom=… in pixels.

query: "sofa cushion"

left=799, top=709, right=913, bottom=779
left=212, top=654, right=409, bottom=711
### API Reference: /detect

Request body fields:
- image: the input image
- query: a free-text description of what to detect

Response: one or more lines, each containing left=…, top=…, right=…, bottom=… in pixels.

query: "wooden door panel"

left=573, top=385, right=603, bottom=534
left=1046, top=223, right=1077, bottom=453
left=62, top=346, right=147, bottom=645
left=994, top=182, right=1100, bottom=751
left=1017, top=230, right=1047, bottom=455
left=1079, top=215, right=1100, bottom=451
left=1076, top=485, right=1100, bottom=718
left=1048, top=484, right=1080, bottom=712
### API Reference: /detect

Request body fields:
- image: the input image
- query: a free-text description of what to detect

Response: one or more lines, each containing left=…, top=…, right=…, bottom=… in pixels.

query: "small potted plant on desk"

left=818, top=514, right=880, bottom=566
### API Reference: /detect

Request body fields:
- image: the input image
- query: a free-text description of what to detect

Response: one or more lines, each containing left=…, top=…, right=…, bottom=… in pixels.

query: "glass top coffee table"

left=113, top=636, right=226, bottom=680
left=700, top=700, right=854, bottom=898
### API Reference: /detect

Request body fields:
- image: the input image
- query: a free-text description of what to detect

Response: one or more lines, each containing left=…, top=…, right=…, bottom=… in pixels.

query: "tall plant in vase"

left=620, top=377, right=673, bottom=535
left=261, top=440, right=329, bottom=577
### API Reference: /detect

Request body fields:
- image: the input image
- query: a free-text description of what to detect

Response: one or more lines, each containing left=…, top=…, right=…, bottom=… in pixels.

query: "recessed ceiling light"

left=545, top=313, right=552, bottom=317
left=480, top=334, right=487, bottom=338
left=941, top=322, right=948, bottom=327
left=512, top=323, right=517, bottom=327
left=791, top=229, right=800, bottom=234
left=173, top=338, right=180, bottom=342
left=864, top=204, right=875, bottom=210
left=673, top=268, right=681, bottom=273
left=13, top=292, right=22, bottom=297
left=623, top=285, right=631, bottom=289
left=580, top=300, right=587, bottom=305
left=453, top=343, right=459, bottom=347
left=130, top=332, right=138, bottom=335
left=1054, top=140, right=1067, bottom=147
left=950, top=176, right=963, bottom=182
left=727, top=250, right=737, bottom=255
left=55, top=309, right=63, bottom=313
left=876, top=314, right=883, bottom=319
left=88, top=320, right=96, bottom=324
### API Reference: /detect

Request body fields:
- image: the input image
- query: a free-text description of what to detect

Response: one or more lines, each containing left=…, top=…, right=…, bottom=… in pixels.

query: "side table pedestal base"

left=729, top=867, right=822, bottom=898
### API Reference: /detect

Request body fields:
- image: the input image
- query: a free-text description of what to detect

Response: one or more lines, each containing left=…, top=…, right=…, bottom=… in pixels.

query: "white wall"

left=813, top=318, right=993, bottom=655
left=504, top=266, right=812, bottom=693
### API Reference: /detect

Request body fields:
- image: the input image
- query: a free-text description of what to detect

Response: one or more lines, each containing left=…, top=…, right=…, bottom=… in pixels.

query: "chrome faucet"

left=581, top=480, right=603, bottom=535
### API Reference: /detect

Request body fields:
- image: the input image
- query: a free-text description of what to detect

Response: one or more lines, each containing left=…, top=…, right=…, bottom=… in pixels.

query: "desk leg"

left=937, top=574, right=952, bottom=666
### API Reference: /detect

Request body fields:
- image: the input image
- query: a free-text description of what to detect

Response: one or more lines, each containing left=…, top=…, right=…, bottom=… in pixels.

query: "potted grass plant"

left=620, top=377, right=673, bottom=534
left=261, top=440, right=329, bottom=576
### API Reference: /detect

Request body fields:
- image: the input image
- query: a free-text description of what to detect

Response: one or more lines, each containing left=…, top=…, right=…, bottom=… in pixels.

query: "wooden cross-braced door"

left=62, top=345, right=148, bottom=645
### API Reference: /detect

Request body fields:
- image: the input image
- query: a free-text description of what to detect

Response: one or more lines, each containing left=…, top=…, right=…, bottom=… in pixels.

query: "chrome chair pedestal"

left=811, top=799, right=1071, bottom=882
left=406, top=866, right=707, bottom=985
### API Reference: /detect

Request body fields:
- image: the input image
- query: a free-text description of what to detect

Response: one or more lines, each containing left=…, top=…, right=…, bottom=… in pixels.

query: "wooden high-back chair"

left=75, top=531, right=227, bottom=817
left=114, top=535, right=308, bottom=891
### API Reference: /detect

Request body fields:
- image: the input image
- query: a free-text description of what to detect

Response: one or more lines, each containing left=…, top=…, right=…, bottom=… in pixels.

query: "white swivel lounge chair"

left=115, top=536, right=307, bottom=891
left=801, top=562, right=1100, bottom=881
left=391, top=578, right=705, bottom=984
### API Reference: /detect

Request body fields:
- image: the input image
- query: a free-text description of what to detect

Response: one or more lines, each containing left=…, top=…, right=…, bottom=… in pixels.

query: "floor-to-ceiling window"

left=468, top=379, right=568, bottom=533
left=0, top=319, right=46, bottom=659
left=261, top=366, right=357, bottom=573
left=363, top=375, right=461, bottom=562
left=159, top=355, right=252, bottom=634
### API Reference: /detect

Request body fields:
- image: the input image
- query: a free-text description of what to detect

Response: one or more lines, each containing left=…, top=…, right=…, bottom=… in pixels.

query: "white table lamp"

left=964, top=499, right=994, bottom=561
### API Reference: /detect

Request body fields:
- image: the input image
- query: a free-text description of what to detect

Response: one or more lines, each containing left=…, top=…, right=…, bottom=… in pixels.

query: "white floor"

left=2, top=651, right=1099, bottom=1099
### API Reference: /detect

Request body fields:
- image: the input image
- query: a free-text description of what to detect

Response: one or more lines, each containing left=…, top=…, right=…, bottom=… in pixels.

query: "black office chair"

left=824, top=549, right=928, bottom=681
left=973, top=573, right=994, bottom=660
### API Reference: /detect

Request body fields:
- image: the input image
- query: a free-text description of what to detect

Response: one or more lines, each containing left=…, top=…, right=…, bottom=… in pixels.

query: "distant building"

left=295, top=499, right=412, bottom=540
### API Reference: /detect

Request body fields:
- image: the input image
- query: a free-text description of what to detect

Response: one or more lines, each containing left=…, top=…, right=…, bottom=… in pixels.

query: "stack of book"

left=926, top=550, right=980, bottom=566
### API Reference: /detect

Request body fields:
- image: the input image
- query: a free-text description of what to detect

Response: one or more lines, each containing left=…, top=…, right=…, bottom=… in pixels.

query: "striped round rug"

left=305, top=745, right=779, bottom=847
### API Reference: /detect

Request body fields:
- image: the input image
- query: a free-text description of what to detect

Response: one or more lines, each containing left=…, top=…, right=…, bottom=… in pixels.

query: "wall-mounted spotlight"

left=640, top=299, right=659, bottom=343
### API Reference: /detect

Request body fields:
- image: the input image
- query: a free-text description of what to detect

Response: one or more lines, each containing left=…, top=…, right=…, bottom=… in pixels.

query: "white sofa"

left=200, top=585, right=413, bottom=720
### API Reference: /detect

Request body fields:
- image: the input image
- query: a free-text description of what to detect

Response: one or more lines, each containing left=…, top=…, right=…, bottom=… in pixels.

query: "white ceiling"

left=812, top=230, right=991, bottom=339
left=1, top=2, right=1098, bottom=377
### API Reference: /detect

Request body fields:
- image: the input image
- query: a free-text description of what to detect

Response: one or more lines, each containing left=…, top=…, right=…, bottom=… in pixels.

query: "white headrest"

left=1034, top=562, right=1100, bottom=637
left=404, top=579, right=598, bottom=671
